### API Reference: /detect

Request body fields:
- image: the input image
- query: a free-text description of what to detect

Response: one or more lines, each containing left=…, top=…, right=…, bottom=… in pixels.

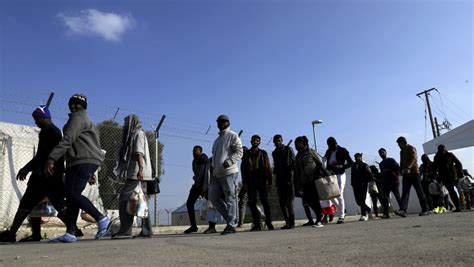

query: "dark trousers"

left=13, top=176, right=68, bottom=237
left=440, top=178, right=461, bottom=210
left=421, top=180, right=434, bottom=210
left=303, top=200, right=313, bottom=222
left=238, top=187, right=248, bottom=226
left=400, top=173, right=428, bottom=212
left=276, top=181, right=295, bottom=227
left=370, top=195, right=379, bottom=216
left=64, top=164, right=103, bottom=234
left=186, top=185, right=202, bottom=228
left=380, top=178, right=402, bottom=215
left=117, top=180, right=153, bottom=236
left=248, top=178, right=272, bottom=227
left=353, top=184, right=370, bottom=216
left=302, top=182, right=323, bottom=223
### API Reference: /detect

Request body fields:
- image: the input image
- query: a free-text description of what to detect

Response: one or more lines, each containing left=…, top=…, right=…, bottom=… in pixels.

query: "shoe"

left=75, top=229, right=84, bottom=238
left=221, top=226, right=236, bottom=235
left=359, top=216, right=368, bottom=221
left=19, top=235, right=41, bottom=242
left=312, top=222, right=324, bottom=228
left=281, top=225, right=294, bottom=230
left=452, top=209, right=462, bottom=213
left=322, top=215, right=329, bottom=224
left=133, top=233, right=152, bottom=238
left=95, top=217, right=112, bottom=240
left=380, top=214, right=390, bottom=219
left=394, top=210, right=407, bottom=218
left=336, top=218, right=345, bottom=224
left=111, top=233, right=132, bottom=239
left=0, top=230, right=16, bottom=243
left=250, top=226, right=262, bottom=232
left=49, top=233, right=77, bottom=243
left=203, top=227, right=217, bottom=234
left=302, top=221, right=315, bottom=226
left=419, top=211, right=430, bottom=216
left=184, top=226, right=198, bottom=234
left=266, top=223, right=275, bottom=231
left=432, top=207, right=439, bottom=214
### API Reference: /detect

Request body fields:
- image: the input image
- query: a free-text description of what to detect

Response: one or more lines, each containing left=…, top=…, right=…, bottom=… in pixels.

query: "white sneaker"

left=312, top=222, right=324, bottom=228
left=359, top=216, right=368, bottom=221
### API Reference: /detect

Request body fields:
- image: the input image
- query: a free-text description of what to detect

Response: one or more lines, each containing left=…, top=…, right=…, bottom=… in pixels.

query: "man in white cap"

left=209, top=115, right=243, bottom=235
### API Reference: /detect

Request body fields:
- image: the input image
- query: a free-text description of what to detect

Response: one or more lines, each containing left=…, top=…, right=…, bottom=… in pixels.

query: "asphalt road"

left=1, top=211, right=473, bottom=266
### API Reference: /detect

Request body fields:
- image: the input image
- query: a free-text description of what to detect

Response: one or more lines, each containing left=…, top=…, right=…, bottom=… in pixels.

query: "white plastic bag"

left=81, top=184, right=106, bottom=222
left=127, top=183, right=149, bottom=218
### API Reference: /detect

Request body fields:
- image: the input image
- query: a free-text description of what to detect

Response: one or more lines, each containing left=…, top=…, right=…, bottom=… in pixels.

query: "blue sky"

left=1, top=0, right=472, bottom=212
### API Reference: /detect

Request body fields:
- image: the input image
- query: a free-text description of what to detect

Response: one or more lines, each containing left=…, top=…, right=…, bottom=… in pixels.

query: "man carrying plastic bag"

left=113, top=115, right=153, bottom=239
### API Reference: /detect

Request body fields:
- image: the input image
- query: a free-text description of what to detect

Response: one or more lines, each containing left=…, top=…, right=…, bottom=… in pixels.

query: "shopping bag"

left=29, top=198, right=57, bottom=217
left=81, top=184, right=106, bottom=223
left=127, top=183, right=149, bottom=218
left=314, top=175, right=341, bottom=200
left=368, top=181, right=379, bottom=195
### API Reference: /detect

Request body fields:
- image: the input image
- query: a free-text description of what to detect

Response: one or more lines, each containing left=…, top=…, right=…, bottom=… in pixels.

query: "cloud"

left=58, top=9, right=134, bottom=42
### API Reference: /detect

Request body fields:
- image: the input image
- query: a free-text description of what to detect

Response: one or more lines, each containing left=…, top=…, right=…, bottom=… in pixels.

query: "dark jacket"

left=324, top=145, right=353, bottom=175
left=241, top=148, right=272, bottom=186
left=23, top=124, right=64, bottom=179
left=379, top=157, right=400, bottom=183
left=192, top=153, right=208, bottom=188
left=272, top=145, right=295, bottom=185
left=294, top=148, right=329, bottom=191
left=48, top=110, right=105, bottom=168
left=351, top=162, right=372, bottom=186
left=400, top=144, right=419, bottom=175
left=434, top=152, right=463, bottom=181
left=419, top=161, right=437, bottom=182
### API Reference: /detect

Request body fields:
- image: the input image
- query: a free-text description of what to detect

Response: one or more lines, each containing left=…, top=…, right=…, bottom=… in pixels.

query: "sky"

left=1, top=0, right=473, bottom=214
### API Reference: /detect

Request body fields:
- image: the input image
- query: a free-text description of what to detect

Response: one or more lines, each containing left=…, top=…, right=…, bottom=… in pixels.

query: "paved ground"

left=1, top=211, right=473, bottom=266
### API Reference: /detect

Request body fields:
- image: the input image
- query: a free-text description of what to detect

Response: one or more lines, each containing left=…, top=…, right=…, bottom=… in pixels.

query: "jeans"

left=302, top=181, right=323, bottom=223
left=64, top=164, right=103, bottom=234
left=209, top=173, right=238, bottom=228
left=238, top=186, right=248, bottom=226
left=117, top=179, right=153, bottom=236
left=400, top=173, right=428, bottom=212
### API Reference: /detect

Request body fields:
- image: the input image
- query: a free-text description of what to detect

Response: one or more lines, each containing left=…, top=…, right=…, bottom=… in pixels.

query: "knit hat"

left=216, top=114, right=230, bottom=122
left=69, top=93, right=88, bottom=109
left=32, top=105, right=51, bottom=119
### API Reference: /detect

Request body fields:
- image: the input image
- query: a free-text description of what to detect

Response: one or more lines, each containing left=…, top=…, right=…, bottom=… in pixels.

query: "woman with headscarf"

left=113, top=115, right=154, bottom=239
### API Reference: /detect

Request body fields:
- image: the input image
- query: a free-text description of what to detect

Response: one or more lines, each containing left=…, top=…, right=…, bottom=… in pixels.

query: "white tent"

left=0, top=122, right=40, bottom=227
left=423, top=120, right=474, bottom=155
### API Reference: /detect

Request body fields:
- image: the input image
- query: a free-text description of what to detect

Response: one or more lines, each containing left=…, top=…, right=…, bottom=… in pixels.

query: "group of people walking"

left=0, top=95, right=471, bottom=242
left=184, top=115, right=472, bottom=235
left=0, top=94, right=157, bottom=243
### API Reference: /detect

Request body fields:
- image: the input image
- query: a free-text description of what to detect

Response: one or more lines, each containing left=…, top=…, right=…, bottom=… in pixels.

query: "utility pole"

left=417, top=88, right=437, bottom=139
left=153, top=115, right=166, bottom=226
left=434, top=117, right=441, bottom=137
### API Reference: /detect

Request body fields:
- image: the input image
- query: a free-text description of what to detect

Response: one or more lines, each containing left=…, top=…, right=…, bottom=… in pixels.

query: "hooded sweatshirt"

left=48, top=110, right=105, bottom=168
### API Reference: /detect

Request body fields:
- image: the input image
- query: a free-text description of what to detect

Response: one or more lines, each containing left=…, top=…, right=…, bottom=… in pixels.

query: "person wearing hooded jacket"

left=294, top=136, right=328, bottom=228
left=433, top=144, right=462, bottom=212
left=113, top=114, right=154, bottom=239
left=45, top=94, right=109, bottom=243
